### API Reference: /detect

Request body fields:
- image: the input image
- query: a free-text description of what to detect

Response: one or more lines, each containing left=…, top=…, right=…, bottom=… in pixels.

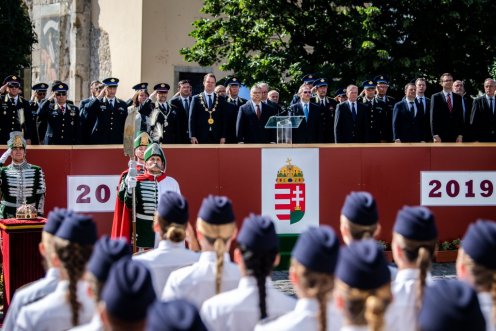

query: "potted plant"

left=435, top=238, right=460, bottom=263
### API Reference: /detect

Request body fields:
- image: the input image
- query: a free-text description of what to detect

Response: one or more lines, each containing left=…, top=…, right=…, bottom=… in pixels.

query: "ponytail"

left=213, top=237, right=227, bottom=294
left=154, top=214, right=186, bottom=243
left=415, top=247, right=432, bottom=312
left=364, top=286, right=392, bottom=331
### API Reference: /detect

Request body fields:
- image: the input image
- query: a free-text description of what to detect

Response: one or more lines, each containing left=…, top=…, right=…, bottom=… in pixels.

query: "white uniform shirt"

left=68, top=314, right=103, bottom=331
left=133, top=239, right=200, bottom=296
left=162, top=251, right=241, bottom=308
left=3, top=268, right=60, bottom=331
left=201, top=276, right=296, bottom=331
left=255, top=297, right=342, bottom=331
left=15, top=280, right=95, bottom=331
left=478, top=292, right=496, bottom=331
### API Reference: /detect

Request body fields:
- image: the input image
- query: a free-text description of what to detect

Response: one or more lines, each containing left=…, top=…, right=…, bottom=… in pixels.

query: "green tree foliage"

left=182, top=0, right=496, bottom=97
left=0, top=0, right=37, bottom=80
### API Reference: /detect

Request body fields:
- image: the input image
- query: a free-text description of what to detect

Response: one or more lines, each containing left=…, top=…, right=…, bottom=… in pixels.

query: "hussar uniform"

left=0, top=133, right=46, bottom=218
left=124, top=143, right=180, bottom=248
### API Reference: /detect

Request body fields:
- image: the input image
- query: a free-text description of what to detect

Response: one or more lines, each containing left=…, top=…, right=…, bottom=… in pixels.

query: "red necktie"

left=61, top=105, right=65, bottom=114
left=256, top=104, right=261, bottom=119
left=447, top=93, right=453, bottom=112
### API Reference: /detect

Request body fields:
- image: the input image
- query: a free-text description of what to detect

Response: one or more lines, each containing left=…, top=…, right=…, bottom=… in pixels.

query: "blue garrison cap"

left=292, top=226, right=340, bottom=274
left=146, top=299, right=207, bottom=331
left=132, top=82, right=148, bottom=91
left=336, top=239, right=390, bottom=290
left=302, top=74, right=316, bottom=83
left=102, top=77, right=119, bottom=87
left=335, top=88, right=346, bottom=97
left=462, top=220, right=496, bottom=269
left=32, top=83, right=48, bottom=92
left=225, top=77, right=241, bottom=86
left=55, top=213, right=97, bottom=245
left=198, top=195, right=235, bottom=225
left=419, top=280, right=485, bottom=331
left=374, top=75, right=389, bottom=85
left=237, top=214, right=278, bottom=252
left=394, top=206, right=438, bottom=241
left=341, top=191, right=379, bottom=226
left=362, top=80, right=376, bottom=89
left=101, top=259, right=156, bottom=321
left=154, top=83, right=170, bottom=92
left=52, top=83, right=68, bottom=92
left=43, top=208, right=69, bottom=235
left=87, top=236, right=131, bottom=282
left=313, top=78, right=328, bottom=87
left=157, top=191, right=189, bottom=224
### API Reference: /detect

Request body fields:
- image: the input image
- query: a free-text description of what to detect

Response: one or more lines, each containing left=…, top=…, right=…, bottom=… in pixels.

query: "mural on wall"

left=37, top=3, right=61, bottom=83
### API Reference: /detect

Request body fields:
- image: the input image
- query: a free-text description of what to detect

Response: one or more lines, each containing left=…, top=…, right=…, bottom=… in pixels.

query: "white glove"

left=128, top=160, right=137, bottom=169
left=0, top=148, right=11, bottom=164
left=126, top=176, right=137, bottom=192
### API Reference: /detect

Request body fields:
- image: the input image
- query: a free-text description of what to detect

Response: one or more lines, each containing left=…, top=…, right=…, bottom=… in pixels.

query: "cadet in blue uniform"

left=70, top=235, right=131, bottom=330
left=0, top=75, right=33, bottom=144
left=339, top=191, right=380, bottom=245
left=37, top=82, right=81, bottom=145
left=334, top=239, right=392, bottom=331
left=147, top=299, right=207, bottom=331
left=134, top=191, right=200, bottom=296
left=456, top=220, right=496, bottom=331
left=419, top=280, right=486, bottom=331
left=388, top=206, right=438, bottom=331
left=311, top=78, right=338, bottom=143
left=16, top=213, right=98, bottom=330
left=99, top=259, right=156, bottom=331
left=201, top=214, right=296, bottom=331
left=3, top=208, right=68, bottom=330
left=256, top=226, right=342, bottom=331
left=163, top=195, right=240, bottom=307
left=28, top=83, right=48, bottom=145
left=81, top=77, right=128, bottom=144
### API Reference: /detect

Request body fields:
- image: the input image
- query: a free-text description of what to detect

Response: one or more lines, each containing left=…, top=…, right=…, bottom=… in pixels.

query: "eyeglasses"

left=8, top=85, right=19, bottom=88
left=55, top=92, right=67, bottom=96
left=302, top=91, right=312, bottom=94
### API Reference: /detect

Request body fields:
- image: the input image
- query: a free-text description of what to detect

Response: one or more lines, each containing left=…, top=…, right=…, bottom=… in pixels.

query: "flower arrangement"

left=439, top=238, right=461, bottom=251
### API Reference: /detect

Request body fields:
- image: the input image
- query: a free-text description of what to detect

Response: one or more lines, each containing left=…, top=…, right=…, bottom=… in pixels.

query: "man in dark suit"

left=0, top=75, right=33, bottom=144
left=334, top=85, right=367, bottom=143
left=288, top=85, right=322, bottom=143
left=223, top=77, right=247, bottom=144
left=28, top=83, right=48, bottom=145
left=359, top=80, right=387, bottom=142
left=236, top=84, right=275, bottom=144
left=430, top=73, right=464, bottom=142
left=470, top=78, right=496, bottom=142
left=415, top=78, right=432, bottom=142
left=79, top=80, right=102, bottom=144
left=453, top=80, right=474, bottom=141
left=189, top=73, right=225, bottom=144
left=169, top=80, right=192, bottom=143
left=81, top=77, right=128, bottom=144
left=311, top=78, right=338, bottom=143
left=393, top=83, right=426, bottom=143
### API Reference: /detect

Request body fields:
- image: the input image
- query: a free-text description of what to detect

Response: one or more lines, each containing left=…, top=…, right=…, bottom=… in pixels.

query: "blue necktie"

left=351, top=103, right=357, bottom=121
left=303, top=104, right=309, bottom=121
left=409, top=102, right=415, bottom=117
left=207, top=95, right=212, bottom=109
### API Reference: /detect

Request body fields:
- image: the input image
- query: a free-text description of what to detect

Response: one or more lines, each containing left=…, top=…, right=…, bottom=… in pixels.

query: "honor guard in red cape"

left=111, top=132, right=152, bottom=240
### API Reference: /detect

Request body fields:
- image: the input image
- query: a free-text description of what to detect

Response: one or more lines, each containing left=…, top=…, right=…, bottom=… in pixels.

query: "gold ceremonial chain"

left=200, top=94, right=219, bottom=125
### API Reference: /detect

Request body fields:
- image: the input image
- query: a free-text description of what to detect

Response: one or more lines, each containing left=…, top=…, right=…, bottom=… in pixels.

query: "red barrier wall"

left=10, top=143, right=496, bottom=243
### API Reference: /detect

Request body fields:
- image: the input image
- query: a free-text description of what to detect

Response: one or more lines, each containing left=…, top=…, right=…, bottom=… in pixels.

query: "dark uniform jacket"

left=82, top=97, right=128, bottom=144
left=392, top=99, right=426, bottom=142
left=311, top=96, right=337, bottom=143
left=470, top=95, right=496, bottom=142
left=169, top=95, right=192, bottom=143
left=37, top=100, right=81, bottom=145
left=430, top=91, right=464, bottom=142
left=236, top=101, right=275, bottom=144
left=188, top=92, right=225, bottom=144
left=288, top=102, right=323, bottom=144
left=375, top=95, right=395, bottom=142
left=28, top=100, right=44, bottom=145
left=460, top=95, right=474, bottom=142
left=0, top=94, right=33, bottom=144
left=334, top=101, right=367, bottom=143
left=149, top=101, right=183, bottom=144
left=224, top=96, right=247, bottom=144
left=359, top=97, right=387, bottom=142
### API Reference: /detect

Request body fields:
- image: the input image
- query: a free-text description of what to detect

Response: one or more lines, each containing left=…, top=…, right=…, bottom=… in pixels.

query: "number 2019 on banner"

left=421, top=172, right=496, bottom=206
left=67, top=176, right=120, bottom=212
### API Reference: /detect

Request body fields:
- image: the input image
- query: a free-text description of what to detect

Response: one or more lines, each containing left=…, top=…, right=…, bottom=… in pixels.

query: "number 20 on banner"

left=421, top=172, right=496, bottom=206
left=67, top=176, right=120, bottom=212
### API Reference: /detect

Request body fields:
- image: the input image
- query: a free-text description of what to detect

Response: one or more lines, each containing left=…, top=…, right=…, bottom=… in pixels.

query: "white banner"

left=262, top=148, right=319, bottom=234
left=67, top=175, right=120, bottom=212
left=421, top=171, right=496, bottom=206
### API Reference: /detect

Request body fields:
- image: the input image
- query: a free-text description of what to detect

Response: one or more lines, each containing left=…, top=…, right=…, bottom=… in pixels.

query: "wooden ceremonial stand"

left=0, top=218, right=46, bottom=317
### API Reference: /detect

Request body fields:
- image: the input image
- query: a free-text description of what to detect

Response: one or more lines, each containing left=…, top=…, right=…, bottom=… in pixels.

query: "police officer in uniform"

left=311, top=78, right=338, bottom=143
left=359, top=80, right=387, bottom=142
left=81, top=77, right=128, bottom=144
left=224, top=77, right=247, bottom=144
left=148, top=83, right=184, bottom=144
left=28, top=83, right=49, bottom=145
left=0, top=75, right=33, bottom=144
left=335, top=88, right=348, bottom=103
left=374, top=75, right=396, bottom=141
left=37, top=83, right=81, bottom=145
